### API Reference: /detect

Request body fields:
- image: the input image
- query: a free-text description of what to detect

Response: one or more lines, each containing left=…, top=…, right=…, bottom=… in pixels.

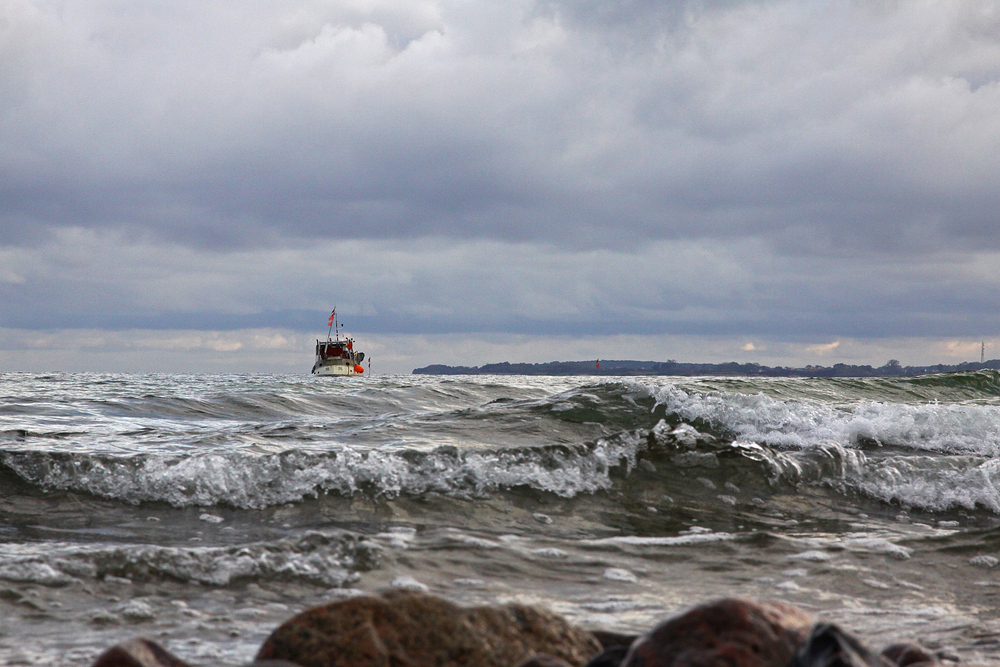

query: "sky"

left=3, top=0, right=1000, bottom=374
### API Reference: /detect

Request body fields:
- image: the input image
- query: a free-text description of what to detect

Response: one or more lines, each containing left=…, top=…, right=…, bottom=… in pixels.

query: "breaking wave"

left=0, top=530, right=378, bottom=587
left=4, top=372, right=1000, bottom=514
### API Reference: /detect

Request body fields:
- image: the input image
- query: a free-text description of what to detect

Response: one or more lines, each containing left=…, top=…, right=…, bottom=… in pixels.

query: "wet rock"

left=592, top=631, right=638, bottom=650
left=621, top=598, right=814, bottom=667
left=587, top=632, right=638, bottom=667
left=791, top=624, right=893, bottom=667
left=90, top=638, right=192, bottom=667
left=586, top=645, right=631, bottom=667
left=881, top=643, right=939, bottom=667
left=517, top=654, right=574, bottom=667
left=256, top=589, right=602, bottom=667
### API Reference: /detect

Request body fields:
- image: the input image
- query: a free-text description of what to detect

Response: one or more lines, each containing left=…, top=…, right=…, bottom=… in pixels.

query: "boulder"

left=90, top=638, right=303, bottom=667
left=90, top=639, right=193, bottom=667
left=586, top=631, right=638, bottom=667
left=516, top=655, right=575, bottom=667
left=791, top=624, right=893, bottom=667
left=881, top=644, right=939, bottom=667
left=255, top=590, right=602, bottom=667
left=620, top=598, right=815, bottom=667
left=586, top=645, right=631, bottom=667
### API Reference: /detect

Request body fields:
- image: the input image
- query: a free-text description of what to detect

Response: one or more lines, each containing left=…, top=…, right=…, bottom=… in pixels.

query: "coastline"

left=413, top=359, right=1000, bottom=377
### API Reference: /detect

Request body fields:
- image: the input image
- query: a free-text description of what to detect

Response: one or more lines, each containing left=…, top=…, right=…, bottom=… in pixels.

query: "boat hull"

left=312, top=360, right=360, bottom=376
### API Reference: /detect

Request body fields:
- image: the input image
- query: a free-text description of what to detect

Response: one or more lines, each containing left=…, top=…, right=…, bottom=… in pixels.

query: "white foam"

left=586, top=532, right=734, bottom=547
left=787, top=550, right=831, bottom=562
left=649, top=382, right=1000, bottom=456
left=447, top=534, right=501, bottom=549
left=0, top=531, right=375, bottom=587
left=645, top=382, right=1000, bottom=514
left=969, top=555, right=999, bottom=568
left=0, top=431, right=641, bottom=508
left=391, top=575, right=429, bottom=591
left=603, top=567, right=637, bottom=582
left=840, top=536, right=912, bottom=560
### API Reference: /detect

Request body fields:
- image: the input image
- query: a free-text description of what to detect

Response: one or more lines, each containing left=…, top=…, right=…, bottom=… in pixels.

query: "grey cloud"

left=3, top=0, right=1000, bottom=255
left=4, top=231, right=1000, bottom=340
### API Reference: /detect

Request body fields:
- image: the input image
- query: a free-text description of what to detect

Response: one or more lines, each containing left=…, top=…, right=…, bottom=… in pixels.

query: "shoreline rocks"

left=620, top=598, right=814, bottom=667
left=256, top=589, right=601, bottom=667
left=89, top=594, right=946, bottom=667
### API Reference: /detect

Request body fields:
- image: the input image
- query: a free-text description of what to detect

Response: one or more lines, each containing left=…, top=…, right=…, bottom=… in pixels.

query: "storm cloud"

left=2, top=0, right=1000, bottom=371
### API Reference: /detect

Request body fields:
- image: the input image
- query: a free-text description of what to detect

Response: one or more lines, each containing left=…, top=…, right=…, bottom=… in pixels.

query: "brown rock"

left=881, top=643, right=938, bottom=667
left=592, top=632, right=638, bottom=650
left=586, top=633, right=637, bottom=667
left=585, top=645, right=631, bottom=667
left=516, top=655, right=574, bottom=667
left=620, top=598, right=815, bottom=667
left=90, top=638, right=193, bottom=667
left=791, top=623, right=893, bottom=667
left=255, top=590, right=602, bottom=667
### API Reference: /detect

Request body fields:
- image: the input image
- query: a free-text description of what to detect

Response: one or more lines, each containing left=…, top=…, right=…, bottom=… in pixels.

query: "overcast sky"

left=3, top=0, right=1000, bottom=374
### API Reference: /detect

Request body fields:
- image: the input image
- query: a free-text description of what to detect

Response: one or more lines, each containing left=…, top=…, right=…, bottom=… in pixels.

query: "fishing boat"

left=311, top=309, right=366, bottom=376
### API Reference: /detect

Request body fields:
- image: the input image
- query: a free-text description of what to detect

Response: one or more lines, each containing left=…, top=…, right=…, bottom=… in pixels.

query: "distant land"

left=413, top=358, right=1000, bottom=377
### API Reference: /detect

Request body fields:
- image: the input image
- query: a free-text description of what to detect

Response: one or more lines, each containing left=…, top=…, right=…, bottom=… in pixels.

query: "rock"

left=621, top=598, right=814, bottom=667
left=587, top=632, right=638, bottom=667
left=592, top=632, right=638, bottom=650
left=517, top=655, right=574, bottom=667
left=256, top=589, right=602, bottom=667
left=586, top=645, right=631, bottom=667
left=881, top=643, right=939, bottom=667
left=90, top=638, right=193, bottom=667
left=791, top=624, right=893, bottom=667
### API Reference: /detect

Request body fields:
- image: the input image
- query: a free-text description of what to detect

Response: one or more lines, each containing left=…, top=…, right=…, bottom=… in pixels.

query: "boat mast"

left=326, top=308, right=336, bottom=343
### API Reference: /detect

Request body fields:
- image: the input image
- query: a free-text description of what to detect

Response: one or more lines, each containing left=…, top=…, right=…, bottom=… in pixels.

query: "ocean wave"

left=644, top=378, right=1000, bottom=456
left=0, top=531, right=378, bottom=587
left=6, top=373, right=1000, bottom=515
left=6, top=414, right=1000, bottom=515
left=643, top=418, right=1000, bottom=514
left=0, top=434, right=641, bottom=508
left=852, top=455, right=1000, bottom=513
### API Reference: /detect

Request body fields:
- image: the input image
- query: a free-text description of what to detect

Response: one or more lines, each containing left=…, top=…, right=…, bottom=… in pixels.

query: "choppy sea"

left=4, top=371, right=1000, bottom=665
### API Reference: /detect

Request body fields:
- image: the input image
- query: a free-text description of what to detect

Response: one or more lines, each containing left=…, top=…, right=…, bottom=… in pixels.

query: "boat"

left=311, top=309, right=366, bottom=376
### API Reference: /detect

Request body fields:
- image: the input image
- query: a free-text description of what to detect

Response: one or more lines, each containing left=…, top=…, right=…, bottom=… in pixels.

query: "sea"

left=4, top=371, right=1000, bottom=666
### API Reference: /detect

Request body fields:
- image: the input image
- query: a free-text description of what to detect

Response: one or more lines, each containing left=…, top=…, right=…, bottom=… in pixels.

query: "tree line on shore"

left=413, top=358, right=1000, bottom=377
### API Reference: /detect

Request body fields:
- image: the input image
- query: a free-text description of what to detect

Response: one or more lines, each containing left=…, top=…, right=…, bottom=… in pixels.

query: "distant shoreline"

left=412, top=359, right=1000, bottom=377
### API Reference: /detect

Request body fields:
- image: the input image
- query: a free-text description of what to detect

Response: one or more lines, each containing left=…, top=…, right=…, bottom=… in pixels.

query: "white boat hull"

left=312, top=360, right=360, bottom=376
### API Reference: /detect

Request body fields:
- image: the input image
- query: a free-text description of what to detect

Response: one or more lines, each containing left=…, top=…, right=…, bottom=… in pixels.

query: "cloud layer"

left=2, top=0, right=1000, bottom=370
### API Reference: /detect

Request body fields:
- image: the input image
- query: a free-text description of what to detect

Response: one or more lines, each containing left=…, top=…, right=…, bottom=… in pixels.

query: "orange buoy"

left=354, top=365, right=365, bottom=373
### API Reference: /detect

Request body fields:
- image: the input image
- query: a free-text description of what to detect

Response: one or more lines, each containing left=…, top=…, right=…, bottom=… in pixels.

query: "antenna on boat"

left=327, top=308, right=336, bottom=343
